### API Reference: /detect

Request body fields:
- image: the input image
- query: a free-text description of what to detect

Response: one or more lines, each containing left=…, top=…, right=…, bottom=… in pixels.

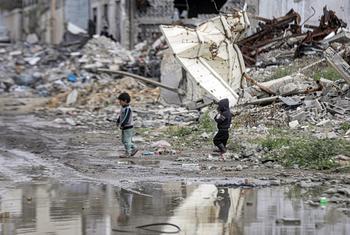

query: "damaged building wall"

left=0, top=0, right=89, bottom=44
left=21, top=1, right=65, bottom=45
left=64, top=0, right=89, bottom=30
left=90, top=0, right=131, bottom=48
left=1, top=9, right=22, bottom=41
left=259, top=0, right=350, bottom=28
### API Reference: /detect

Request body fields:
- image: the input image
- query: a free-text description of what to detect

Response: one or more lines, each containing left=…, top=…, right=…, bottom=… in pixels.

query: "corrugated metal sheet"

left=160, top=12, right=249, bottom=107
left=259, top=0, right=350, bottom=29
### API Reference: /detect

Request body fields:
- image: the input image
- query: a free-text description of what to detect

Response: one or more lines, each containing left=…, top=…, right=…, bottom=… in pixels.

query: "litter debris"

left=151, top=140, right=171, bottom=148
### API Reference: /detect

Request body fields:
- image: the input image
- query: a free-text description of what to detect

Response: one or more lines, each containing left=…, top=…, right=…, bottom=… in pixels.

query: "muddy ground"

left=1, top=96, right=350, bottom=193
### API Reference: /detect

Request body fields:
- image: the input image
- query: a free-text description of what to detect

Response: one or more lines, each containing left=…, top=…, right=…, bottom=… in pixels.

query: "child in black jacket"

left=213, top=99, right=232, bottom=155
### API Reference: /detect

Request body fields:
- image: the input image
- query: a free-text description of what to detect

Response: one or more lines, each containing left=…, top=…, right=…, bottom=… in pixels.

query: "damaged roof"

left=160, top=10, right=250, bottom=107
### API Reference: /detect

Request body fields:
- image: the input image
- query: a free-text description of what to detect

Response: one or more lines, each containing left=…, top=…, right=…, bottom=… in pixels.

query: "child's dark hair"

left=118, top=92, right=131, bottom=103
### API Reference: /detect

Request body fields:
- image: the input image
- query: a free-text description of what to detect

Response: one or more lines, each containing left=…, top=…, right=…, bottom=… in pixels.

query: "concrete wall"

left=65, top=0, right=90, bottom=30
left=90, top=0, right=130, bottom=48
left=2, top=9, right=22, bottom=41
left=258, top=0, right=350, bottom=28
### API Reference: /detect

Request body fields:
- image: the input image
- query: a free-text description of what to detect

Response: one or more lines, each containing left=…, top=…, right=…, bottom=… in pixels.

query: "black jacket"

left=214, top=99, right=232, bottom=129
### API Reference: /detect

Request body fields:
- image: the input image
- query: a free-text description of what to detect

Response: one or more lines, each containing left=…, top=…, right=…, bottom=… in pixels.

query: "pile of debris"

left=0, top=35, right=164, bottom=99
left=238, top=6, right=348, bottom=66
left=236, top=72, right=350, bottom=136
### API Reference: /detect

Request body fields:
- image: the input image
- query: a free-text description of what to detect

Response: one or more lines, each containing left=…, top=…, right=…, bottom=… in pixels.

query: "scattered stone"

left=235, top=165, right=243, bottom=171
left=65, top=118, right=76, bottom=126
left=289, top=120, right=299, bottom=129
left=200, top=132, right=210, bottom=139
left=316, top=119, right=331, bottom=126
left=151, top=140, right=171, bottom=148
left=26, top=34, right=39, bottom=44
left=66, top=89, right=79, bottom=106
left=327, top=131, right=338, bottom=139
left=9, top=50, right=22, bottom=56
left=337, top=188, right=350, bottom=197
left=325, top=188, right=338, bottom=194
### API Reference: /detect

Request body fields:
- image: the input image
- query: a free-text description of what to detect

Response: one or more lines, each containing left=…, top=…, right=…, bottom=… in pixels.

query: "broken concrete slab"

left=322, top=30, right=350, bottom=45
left=279, top=96, right=302, bottom=107
left=290, top=111, right=307, bottom=122
left=324, top=47, right=350, bottom=85
left=289, top=120, right=299, bottom=129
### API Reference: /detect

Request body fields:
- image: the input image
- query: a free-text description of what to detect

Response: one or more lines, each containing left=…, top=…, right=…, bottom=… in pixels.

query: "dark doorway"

left=174, top=0, right=228, bottom=18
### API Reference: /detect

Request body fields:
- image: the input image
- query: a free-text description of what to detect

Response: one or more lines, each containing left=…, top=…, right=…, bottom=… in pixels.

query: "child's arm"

left=119, top=107, right=131, bottom=128
left=214, top=112, right=226, bottom=124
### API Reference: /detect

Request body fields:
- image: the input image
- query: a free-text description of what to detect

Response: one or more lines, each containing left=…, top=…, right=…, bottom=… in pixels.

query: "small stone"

left=325, top=188, right=338, bottom=194
left=316, top=119, right=331, bottom=126
left=26, top=33, right=39, bottom=44
left=66, top=89, right=79, bottom=106
left=327, top=131, right=338, bottom=139
left=289, top=120, right=299, bottom=129
left=65, top=118, right=76, bottom=126
left=200, top=132, right=209, bottom=139
left=10, top=50, right=22, bottom=56
left=235, top=165, right=243, bottom=171
left=151, top=140, right=171, bottom=148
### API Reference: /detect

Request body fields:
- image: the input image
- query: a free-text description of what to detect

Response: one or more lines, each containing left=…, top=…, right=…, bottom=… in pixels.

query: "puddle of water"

left=0, top=182, right=349, bottom=235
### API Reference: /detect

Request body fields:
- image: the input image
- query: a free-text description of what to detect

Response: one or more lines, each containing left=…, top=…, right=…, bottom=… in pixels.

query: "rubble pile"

left=47, top=77, right=160, bottom=109
left=80, top=36, right=133, bottom=70
left=0, top=35, right=164, bottom=99
left=236, top=74, right=350, bottom=136
left=238, top=6, right=348, bottom=67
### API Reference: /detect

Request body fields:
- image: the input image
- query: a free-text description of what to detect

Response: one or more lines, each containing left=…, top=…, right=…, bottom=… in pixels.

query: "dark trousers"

left=213, top=129, right=229, bottom=151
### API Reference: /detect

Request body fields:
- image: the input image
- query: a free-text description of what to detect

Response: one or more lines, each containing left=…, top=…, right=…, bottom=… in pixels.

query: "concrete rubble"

left=0, top=6, right=349, bottom=159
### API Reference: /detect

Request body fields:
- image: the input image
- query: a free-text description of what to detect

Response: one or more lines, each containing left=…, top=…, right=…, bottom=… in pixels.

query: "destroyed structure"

left=0, top=1, right=349, bottom=133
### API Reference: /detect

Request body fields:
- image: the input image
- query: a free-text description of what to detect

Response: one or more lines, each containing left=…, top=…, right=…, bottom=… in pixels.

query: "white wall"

left=259, top=0, right=350, bottom=28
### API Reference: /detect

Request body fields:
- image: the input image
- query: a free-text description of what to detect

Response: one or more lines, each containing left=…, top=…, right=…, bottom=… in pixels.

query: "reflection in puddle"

left=0, top=182, right=349, bottom=234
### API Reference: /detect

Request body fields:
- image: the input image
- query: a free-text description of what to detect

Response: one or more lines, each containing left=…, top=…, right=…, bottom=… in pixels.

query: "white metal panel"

left=160, top=12, right=249, bottom=107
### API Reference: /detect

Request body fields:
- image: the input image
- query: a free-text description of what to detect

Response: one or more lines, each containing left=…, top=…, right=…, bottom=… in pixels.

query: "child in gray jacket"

left=116, top=92, right=138, bottom=157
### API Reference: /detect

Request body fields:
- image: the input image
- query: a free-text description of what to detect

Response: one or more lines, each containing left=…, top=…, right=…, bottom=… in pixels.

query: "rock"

left=200, top=132, right=210, bottom=139
left=342, top=84, right=349, bottom=92
left=327, top=131, right=338, bottom=139
left=316, top=119, right=331, bottom=126
left=26, top=33, right=39, bottom=44
left=9, top=50, right=22, bottom=56
left=65, top=118, right=76, bottom=126
left=235, top=165, right=243, bottom=171
left=270, top=180, right=281, bottom=186
left=304, top=99, right=323, bottom=110
left=66, top=89, right=79, bottom=106
left=289, top=120, right=299, bottom=129
left=25, top=57, right=41, bottom=65
left=290, top=111, right=307, bottom=122
left=53, top=80, right=68, bottom=92
left=337, top=188, right=350, bottom=197
left=273, top=164, right=283, bottom=169
left=325, top=188, right=338, bottom=194
left=53, top=118, right=65, bottom=124
left=151, top=140, right=171, bottom=148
